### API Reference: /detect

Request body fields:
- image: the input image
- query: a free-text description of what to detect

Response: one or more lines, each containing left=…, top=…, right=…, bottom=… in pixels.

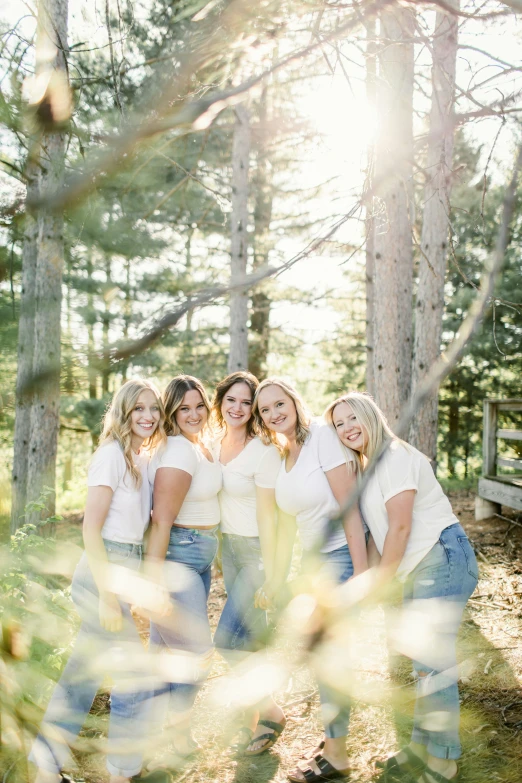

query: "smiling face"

left=130, top=389, right=161, bottom=451
left=331, top=401, right=368, bottom=454
left=257, top=384, right=297, bottom=439
left=221, top=381, right=253, bottom=432
left=175, top=389, right=208, bottom=442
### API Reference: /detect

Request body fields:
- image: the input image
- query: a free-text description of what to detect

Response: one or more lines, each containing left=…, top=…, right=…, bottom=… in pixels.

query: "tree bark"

left=249, top=86, right=272, bottom=381
left=410, top=1, right=459, bottom=465
left=26, top=0, right=69, bottom=527
left=372, top=6, right=415, bottom=425
left=364, top=17, right=377, bottom=397
left=11, top=160, right=39, bottom=532
left=228, top=105, right=250, bottom=373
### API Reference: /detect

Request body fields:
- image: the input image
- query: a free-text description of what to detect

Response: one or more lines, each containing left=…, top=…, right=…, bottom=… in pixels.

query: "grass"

left=1, top=487, right=521, bottom=783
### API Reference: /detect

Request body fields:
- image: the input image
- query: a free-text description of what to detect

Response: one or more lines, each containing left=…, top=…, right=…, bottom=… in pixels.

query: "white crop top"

left=149, top=435, right=222, bottom=527
left=87, top=440, right=151, bottom=544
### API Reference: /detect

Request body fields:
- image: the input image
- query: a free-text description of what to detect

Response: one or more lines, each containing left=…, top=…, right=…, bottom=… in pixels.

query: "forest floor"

left=38, top=488, right=522, bottom=783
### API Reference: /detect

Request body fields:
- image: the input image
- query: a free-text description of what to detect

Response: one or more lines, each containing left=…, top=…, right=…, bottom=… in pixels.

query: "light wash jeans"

left=214, top=533, right=267, bottom=661
left=316, top=543, right=354, bottom=739
left=148, top=525, right=218, bottom=728
left=29, top=541, right=149, bottom=778
left=398, top=522, right=478, bottom=760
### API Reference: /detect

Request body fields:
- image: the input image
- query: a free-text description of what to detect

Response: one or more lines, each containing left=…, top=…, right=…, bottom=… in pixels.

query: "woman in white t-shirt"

left=146, top=375, right=222, bottom=761
left=325, top=392, right=478, bottom=783
left=253, top=378, right=368, bottom=783
left=210, top=371, right=285, bottom=756
left=30, top=379, right=165, bottom=783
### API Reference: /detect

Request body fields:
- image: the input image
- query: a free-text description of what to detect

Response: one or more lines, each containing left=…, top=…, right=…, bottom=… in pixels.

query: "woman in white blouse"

left=146, top=375, right=222, bottom=761
left=253, top=378, right=367, bottom=783
left=211, top=371, right=285, bottom=756
left=325, top=392, right=478, bottom=783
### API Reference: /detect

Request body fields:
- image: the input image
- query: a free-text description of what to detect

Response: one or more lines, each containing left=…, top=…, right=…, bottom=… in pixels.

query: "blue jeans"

left=399, top=523, right=478, bottom=759
left=316, top=543, right=354, bottom=739
left=214, top=534, right=267, bottom=661
left=149, top=526, right=218, bottom=727
left=29, top=541, right=148, bottom=778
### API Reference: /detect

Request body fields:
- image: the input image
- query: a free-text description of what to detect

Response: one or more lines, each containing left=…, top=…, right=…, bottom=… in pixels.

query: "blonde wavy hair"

left=253, top=377, right=311, bottom=454
left=324, top=391, right=399, bottom=476
left=163, top=375, right=212, bottom=438
left=99, top=378, right=165, bottom=487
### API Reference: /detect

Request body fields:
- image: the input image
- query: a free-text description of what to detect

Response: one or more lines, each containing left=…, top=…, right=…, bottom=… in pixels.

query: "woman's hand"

left=254, top=580, right=277, bottom=610
left=99, top=592, right=123, bottom=632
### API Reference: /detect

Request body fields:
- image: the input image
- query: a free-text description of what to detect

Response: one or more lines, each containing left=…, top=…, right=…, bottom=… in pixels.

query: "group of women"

left=29, top=371, right=478, bottom=783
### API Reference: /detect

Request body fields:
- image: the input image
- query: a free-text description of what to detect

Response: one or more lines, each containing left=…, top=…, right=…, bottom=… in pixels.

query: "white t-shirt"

left=360, top=440, right=459, bottom=580
left=87, top=440, right=152, bottom=545
left=149, top=435, right=222, bottom=528
left=217, top=436, right=281, bottom=536
left=275, top=420, right=353, bottom=553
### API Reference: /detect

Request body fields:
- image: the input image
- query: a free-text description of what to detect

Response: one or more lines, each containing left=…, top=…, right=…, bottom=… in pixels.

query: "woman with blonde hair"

left=325, top=392, right=478, bottom=783
left=146, top=375, right=222, bottom=760
left=253, top=378, right=367, bottom=782
left=211, top=371, right=285, bottom=755
left=30, top=379, right=165, bottom=783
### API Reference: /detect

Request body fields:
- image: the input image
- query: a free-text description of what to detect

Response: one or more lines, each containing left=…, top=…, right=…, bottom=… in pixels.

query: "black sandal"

left=420, top=767, right=459, bottom=783
left=244, top=717, right=287, bottom=756
left=229, top=726, right=254, bottom=756
left=288, top=753, right=350, bottom=782
left=376, top=747, right=426, bottom=781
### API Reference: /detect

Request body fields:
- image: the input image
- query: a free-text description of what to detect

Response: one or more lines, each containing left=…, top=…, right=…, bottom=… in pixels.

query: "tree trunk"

left=26, top=0, right=69, bottom=527
left=228, top=105, right=250, bottom=373
left=364, top=17, right=377, bottom=396
left=249, top=86, right=273, bottom=381
left=11, top=160, right=39, bottom=532
left=102, top=255, right=112, bottom=395
left=410, top=1, right=459, bottom=465
left=372, top=6, right=414, bottom=425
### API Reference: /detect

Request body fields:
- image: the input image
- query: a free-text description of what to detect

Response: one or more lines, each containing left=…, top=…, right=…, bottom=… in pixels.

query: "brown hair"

left=211, top=371, right=259, bottom=440
left=252, top=377, right=311, bottom=454
left=163, top=375, right=212, bottom=437
left=98, top=378, right=166, bottom=486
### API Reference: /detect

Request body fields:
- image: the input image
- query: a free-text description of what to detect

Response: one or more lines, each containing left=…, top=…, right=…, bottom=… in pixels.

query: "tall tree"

left=364, top=16, right=377, bottom=397
left=10, top=159, right=39, bottom=532
left=372, top=5, right=414, bottom=425
left=228, top=104, right=250, bottom=373
left=249, top=85, right=273, bottom=380
left=25, top=0, right=69, bottom=526
left=410, top=1, right=459, bottom=466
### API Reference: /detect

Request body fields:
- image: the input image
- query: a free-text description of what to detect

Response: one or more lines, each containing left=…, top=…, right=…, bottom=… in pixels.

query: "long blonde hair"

left=99, top=378, right=165, bottom=486
left=253, top=377, right=311, bottom=454
left=163, top=375, right=212, bottom=438
left=324, top=392, right=398, bottom=476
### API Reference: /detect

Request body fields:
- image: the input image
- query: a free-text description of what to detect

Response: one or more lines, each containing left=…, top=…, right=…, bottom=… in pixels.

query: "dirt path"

left=62, top=490, right=522, bottom=783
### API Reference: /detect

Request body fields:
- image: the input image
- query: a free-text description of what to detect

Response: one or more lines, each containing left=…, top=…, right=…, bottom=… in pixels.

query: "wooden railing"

left=479, top=399, right=522, bottom=513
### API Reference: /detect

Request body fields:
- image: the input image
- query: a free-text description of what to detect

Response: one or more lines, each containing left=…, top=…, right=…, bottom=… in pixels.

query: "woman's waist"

left=169, top=523, right=219, bottom=536
left=102, top=537, right=144, bottom=555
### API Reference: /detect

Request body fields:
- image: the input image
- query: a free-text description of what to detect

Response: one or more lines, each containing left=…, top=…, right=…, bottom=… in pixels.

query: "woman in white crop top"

left=146, top=375, right=222, bottom=760
left=325, top=392, right=478, bottom=783
left=253, top=378, right=367, bottom=782
left=210, top=371, right=285, bottom=756
left=30, top=379, right=165, bottom=783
